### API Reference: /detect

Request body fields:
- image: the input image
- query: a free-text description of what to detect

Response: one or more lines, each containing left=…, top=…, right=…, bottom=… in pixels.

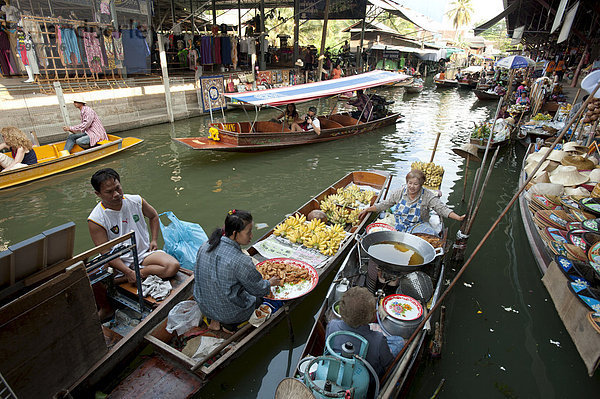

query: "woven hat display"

left=526, top=147, right=551, bottom=164
left=534, top=209, right=574, bottom=230
left=548, top=150, right=567, bottom=163
left=525, top=160, right=559, bottom=177
left=532, top=171, right=551, bottom=184
left=452, top=144, right=481, bottom=162
left=549, top=165, right=590, bottom=186
left=565, top=187, right=592, bottom=197
left=563, top=142, right=587, bottom=154
left=588, top=169, right=600, bottom=183
left=562, top=155, right=596, bottom=170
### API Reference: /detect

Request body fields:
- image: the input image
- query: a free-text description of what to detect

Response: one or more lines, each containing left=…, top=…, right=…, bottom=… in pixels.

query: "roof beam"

left=533, top=0, right=590, bottom=44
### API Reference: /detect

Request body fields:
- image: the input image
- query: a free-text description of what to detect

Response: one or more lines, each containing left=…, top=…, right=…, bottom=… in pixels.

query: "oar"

left=382, top=80, right=600, bottom=384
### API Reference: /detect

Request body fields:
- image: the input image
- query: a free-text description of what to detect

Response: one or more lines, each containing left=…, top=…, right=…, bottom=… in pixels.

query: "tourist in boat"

left=299, top=106, right=321, bottom=135
left=0, top=126, right=37, bottom=171
left=275, top=103, right=303, bottom=132
left=326, top=286, right=400, bottom=377
left=348, top=89, right=373, bottom=122
left=61, top=97, right=108, bottom=156
left=194, top=209, right=281, bottom=333
left=88, top=168, right=180, bottom=285
left=358, top=169, right=465, bottom=234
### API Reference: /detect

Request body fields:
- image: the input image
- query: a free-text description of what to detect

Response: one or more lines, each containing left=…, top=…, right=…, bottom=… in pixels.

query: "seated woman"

left=326, top=287, right=401, bottom=377
left=516, top=91, right=530, bottom=106
left=275, top=103, right=303, bottom=132
left=359, top=169, right=464, bottom=235
left=194, top=209, right=281, bottom=333
left=348, top=90, right=373, bottom=122
left=0, top=126, right=38, bottom=171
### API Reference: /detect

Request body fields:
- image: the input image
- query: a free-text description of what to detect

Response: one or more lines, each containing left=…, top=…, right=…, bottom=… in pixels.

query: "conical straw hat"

left=526, top=147, right=551, bottom=164
left=547, top=150, right=567, bottom=163
left=562, top=142, right=587, bottom=154
left=589, top=168, right=600, bottom=183
left=564, top=186, right=591, bottom=197
left=452, top=144, right=481, bottom=162
left=532, top=171, right=551, bottom=184
left=561, top=155, right=595, bottom=170
left=549, top=165, right=590, bottom=186
left=525, top=160, right=558, bottom=177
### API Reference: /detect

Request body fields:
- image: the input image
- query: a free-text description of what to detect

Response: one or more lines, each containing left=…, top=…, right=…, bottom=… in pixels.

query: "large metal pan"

left=360, top=230, right=444, bottom=273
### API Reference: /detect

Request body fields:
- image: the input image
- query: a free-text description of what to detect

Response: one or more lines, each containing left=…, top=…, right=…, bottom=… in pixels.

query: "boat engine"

left=303, top=331, right=374, bottom=399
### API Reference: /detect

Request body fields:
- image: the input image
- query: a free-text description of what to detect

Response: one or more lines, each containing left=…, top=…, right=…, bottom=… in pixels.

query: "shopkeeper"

left=358, top=170, right=465, bottom=235
left=194, top=209, right=281, bottom=333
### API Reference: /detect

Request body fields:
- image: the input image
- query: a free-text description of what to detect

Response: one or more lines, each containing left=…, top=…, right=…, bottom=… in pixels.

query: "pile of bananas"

left=411, top=161, right=444, bottom=189
left=327, top=206, right=361, bottom=226
left=532, top=113, right=553, bottom=121
left=318, top=185, right=375, bottom=226
left=272, top=214, right=346, bottom=256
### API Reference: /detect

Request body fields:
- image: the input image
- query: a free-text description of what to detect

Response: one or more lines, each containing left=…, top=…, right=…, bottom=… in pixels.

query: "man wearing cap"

left=299, top=106, right=321, bottom=135
left=61, top=97, right=108, bottom=155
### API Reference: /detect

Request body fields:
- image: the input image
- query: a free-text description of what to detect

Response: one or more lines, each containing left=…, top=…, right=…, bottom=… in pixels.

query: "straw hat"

left=547, top=150, right=567, bottom=163
left=526, top=147, right=551, bottom=164
left=532, top=171, right=551, bottom=184
left=452, top=144, right=481, bottom=162
left=549, top=165, right=590, bottom=186
left=562, top=142, right=587, bottom=154
left=72, top=95, right=86, bottom=104
left=564, top=187, right=591, bottom=197
left=589, top=168, right=600, bottom=183
left=525, top=160, right=558, bottom=177
left=562, top=155, right=595, bottom=170
left=295, top=59, right=304, bottom=67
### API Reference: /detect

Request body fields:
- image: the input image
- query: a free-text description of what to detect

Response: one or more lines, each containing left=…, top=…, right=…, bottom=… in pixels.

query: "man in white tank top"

left=88, top=168, right=180, bottom=284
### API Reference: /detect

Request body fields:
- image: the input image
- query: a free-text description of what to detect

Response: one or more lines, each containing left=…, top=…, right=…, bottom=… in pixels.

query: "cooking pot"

left=377, top=294, right=424, bottom=338
left=360, top=230, right=444, bottom=273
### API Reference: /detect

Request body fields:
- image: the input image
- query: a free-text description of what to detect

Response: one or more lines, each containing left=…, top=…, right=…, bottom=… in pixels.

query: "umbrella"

left=494, top=55, right=535, bottom=69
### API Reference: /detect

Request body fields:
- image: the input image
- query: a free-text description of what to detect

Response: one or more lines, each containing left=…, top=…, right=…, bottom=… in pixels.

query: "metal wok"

left=360, top=230, right=444, bottom=273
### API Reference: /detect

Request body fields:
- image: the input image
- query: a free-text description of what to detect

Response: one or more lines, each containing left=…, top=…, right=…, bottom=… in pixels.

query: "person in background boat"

left=545, top=59, right=556, bottom=77
left=438, top=70, right=446, bottom=80
left=331, top=63, right=342, bottom=79
left=494, top=82, right=506, bottom=96
left=88, top=168, right=180, bottom=285
left=194, top=210, right=281, bottom=333
left=326, top=287, right=401, bottom=377
left=342, top=40, right=350, bottom=56
left=413, top=72, right=423, bottom=85
left=498, top=104, right=510, bottom=119
left=61, top=97, right=108, bottom=156
left=555, top=57, right=566, bottom=81
left=299, top=106, right=321, bottom=135
left=455, top=69, right=462, bottom=81
left=516, top=81, right=527, bottom=98
left=0, top=126, right=37, bottom=171
left=516, top=90, right=530, bottom=106
left=478, top=74, right=487, bottom=86
left=275, top=103, right=303, bottom=132
left=348, top=90, right=373, bottom=122
left=359, top=169, right=465, bottom=235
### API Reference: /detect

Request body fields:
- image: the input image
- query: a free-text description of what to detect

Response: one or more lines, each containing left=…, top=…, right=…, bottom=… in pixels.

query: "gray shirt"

left=373, top=185, right=452, bottom=222
left=194, top=236, right=270, bottom=324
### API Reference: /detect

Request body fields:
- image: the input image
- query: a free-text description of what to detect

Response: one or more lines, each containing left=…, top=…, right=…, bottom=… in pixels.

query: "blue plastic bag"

left=159, top=211, right=208, bottom=270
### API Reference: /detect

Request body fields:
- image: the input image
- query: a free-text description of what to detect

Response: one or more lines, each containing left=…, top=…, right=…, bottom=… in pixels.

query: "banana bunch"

left=271, top=214, right=346, bottom=256
left=319, top=197, right=336, bottom=213
left=411, top=161, right=444, bottom=189
left=331, top=185, right=376, bottom=208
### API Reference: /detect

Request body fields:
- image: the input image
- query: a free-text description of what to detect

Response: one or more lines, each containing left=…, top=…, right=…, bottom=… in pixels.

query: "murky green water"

left=2, top=80, right=599, bottom=397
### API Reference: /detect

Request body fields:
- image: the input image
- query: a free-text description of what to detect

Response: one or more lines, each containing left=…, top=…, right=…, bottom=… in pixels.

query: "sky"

left=399, top=0, right=504, bottom=27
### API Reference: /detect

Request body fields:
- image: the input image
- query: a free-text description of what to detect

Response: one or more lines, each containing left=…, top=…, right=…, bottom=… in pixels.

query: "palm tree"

left=446, top=0, right=474, bottom=30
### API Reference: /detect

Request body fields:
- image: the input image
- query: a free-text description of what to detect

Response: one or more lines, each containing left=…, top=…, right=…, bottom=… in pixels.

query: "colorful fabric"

left=374, top=185, right=452, bottom=224
left=220, top=36, right=231, bottom=65
left=69, top=105, right=108, bottom=146
left=16, top=31, right=29, bottom=66
left=390, top=187, right=423, bottom=232
left=103, top=33, right=116, bottom=69
left=83, top=31, right=105, bottom=73
left=214, top=36, right=221, bottom=64
left=199, top=75, right=226, bottom=112
left=200, top=35, right=212, bottom=64
left=112, top=31, right=124, bottom=61
left=7, top=30, right=25, bottom=73
left=21, top=20, right=47, bottom=67
left=100, top=0, right=111, bottom=14
left=60, top=28, right=82, bottom=65
left=0, top=30, right=15, bottom=74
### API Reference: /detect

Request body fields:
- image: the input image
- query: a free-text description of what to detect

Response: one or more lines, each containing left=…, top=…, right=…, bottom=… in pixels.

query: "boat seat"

left=253, top=121, right=292, bottom=133
left=328, top=114, right=363, bottom=126
left=319, top=118, right=344, bottom=129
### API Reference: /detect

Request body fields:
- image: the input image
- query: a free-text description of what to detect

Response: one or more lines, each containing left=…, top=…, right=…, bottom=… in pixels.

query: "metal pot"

left=360, top=230, right=444, bottom=273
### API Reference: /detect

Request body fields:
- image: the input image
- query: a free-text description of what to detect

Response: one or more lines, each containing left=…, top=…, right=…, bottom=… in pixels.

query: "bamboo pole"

left=381, top=81, right=600, bottom=384
left=461, top=156, right=470, bottom=202
left=586, top=118, right=600, bottom=147
left=465, top=146, right=500, bottom=234
left=429, top=130, right=442, bottom=163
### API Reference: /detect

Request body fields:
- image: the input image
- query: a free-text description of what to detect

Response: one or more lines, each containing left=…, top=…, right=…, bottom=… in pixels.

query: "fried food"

left=257, top=260, right=310, bottom=285
left=413, top=233, right=443, bottom=248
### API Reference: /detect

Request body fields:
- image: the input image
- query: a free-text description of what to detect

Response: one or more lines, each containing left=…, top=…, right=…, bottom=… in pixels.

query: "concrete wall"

left=0, top=79, right=203, bottom=145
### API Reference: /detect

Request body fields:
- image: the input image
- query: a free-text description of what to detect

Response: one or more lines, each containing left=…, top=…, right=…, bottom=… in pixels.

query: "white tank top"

left=88, top=194, right=150, bottom=267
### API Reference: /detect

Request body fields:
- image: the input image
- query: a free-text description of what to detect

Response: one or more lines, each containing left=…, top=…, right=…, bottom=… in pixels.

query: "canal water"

left=2, top=80, right=600, bottom=397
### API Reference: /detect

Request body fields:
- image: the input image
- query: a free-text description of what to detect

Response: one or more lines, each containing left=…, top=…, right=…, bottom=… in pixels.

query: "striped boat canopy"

left=224, top=70, right=411, bottom=106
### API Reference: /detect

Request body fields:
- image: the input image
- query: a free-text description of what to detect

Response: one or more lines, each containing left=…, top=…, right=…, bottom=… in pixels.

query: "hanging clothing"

left=112, top=31, right=124, bottom=61
left=200, top=36, right=212, bottom=64
left=24, top=33, right=39, bottom=74
left=214, top=36, right=221, bottom=64
left=100, top=0, right=111, bottom=14
left=103, top=33, right=116, bottom=69
left=0, top=30, right=15, bottom=75
left=60, top=28, right=82, bottom=65
left=16, top=31, right=29, bottom=66
left=121, top=29, right=150, bottom=74
left=83, top=31, right=105, bottom=73
left=55, top=25, right=65, bottom=67
left=1, top=5, right=20, bottom=23
left=7, top=30, right=25, bottom=73
left=22, top=19, right=47, bottom=68
left=221, top=36, right=232, bottom=65
left=231, top=37, right=238, bottom=70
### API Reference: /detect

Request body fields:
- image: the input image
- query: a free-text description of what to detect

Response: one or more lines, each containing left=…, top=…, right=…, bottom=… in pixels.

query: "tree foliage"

left=446, top=0, right=474, bottom=29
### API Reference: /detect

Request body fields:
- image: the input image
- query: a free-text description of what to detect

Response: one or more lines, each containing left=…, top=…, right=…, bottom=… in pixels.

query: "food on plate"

left=413, top=233, right=443, bottom=248
left=257, top=259, right=310, bottom=285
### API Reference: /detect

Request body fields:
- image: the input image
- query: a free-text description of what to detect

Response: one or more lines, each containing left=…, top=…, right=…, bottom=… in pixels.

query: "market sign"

left=299, top=0, right=368, bottom=20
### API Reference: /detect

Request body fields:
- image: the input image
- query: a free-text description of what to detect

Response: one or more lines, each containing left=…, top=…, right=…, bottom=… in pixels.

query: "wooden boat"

left=469, top=136, right=510, bottom=150
left=174, top=112, right=402, bottom=152
left=288, top=226, right=448, bottom=398
left=518, top=145, right=600, bottom=376
left=0, top=134, right=143, bottom=190
left=434, top=79, right=458, bottom=88
left=458, top=79, right=478, bottom=89
left=0, top=224, right=194, bottom=398
left=104, top=170, right=393, bottom=396
left=392, top=76, right=414, bottom=87
left=405, top=83, right=424, bottom=94
left=474, top=89, right=502, bottom=101
left=173, top=70, right=409, bottom=152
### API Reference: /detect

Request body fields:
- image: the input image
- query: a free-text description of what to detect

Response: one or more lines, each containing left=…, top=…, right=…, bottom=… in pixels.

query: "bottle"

left=334, top=278, right=349, bottom=302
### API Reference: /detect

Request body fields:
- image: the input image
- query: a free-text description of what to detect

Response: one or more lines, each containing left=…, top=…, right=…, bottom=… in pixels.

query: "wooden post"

left=461, top=156, right=470, bottom=202
left=157, top=33, right=174, bottom=123
left=212, top=0, right=216, bottom=25
left=429, top=130, right=442, bottom=163
left=238, top=0, right=242, bottom=38
left=293, top=0, right=300, bottom=65
left=571, top=44, right=588, bottom=88
left=358, top=16, right=366, bottom=71
left=259, top=0, right=266, bottom=71
left=54, top=81, right=71, bottom=127
left=317, top=0, right=330, bottom=82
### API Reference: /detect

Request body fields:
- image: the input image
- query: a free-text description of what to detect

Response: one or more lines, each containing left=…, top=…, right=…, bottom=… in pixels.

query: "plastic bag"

left=159, top=211, right=208, bottom=270
left=166, top=300, right=202, bottom=335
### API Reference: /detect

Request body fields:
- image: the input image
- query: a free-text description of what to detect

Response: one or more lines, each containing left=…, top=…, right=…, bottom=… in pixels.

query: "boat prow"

left=0, top=134, right=143, bottom=190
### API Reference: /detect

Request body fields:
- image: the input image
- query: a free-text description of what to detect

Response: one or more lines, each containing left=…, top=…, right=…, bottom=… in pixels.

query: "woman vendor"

left=0, top=126, right=37, bottom=171
left=194, top=209, right=281, bottom=333
left=359, top=169, right=465, bottom=234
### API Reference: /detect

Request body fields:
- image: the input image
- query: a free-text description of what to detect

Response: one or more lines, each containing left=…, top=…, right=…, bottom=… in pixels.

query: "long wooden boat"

left=287, top=226, right=448, bottom=398
left=392, top=76, right=414, bottom=87
left=434, top=79, right=458, bottom=88
left=469, top=136, right=510, bottom=150
left=104, top=170, right=393, bottom=396
left=518, top=144, right=600, bottom=376
left=405, top=83, right=423, bottom=94
left=0, top=225, right=194, bottom=398
left=458, top=79, right=478, bottom=89
left=0, top=134, right=143, bottom=190
left=474, top=89, right=502, bottom=101
left=174, top=112, right=402, bottom=152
